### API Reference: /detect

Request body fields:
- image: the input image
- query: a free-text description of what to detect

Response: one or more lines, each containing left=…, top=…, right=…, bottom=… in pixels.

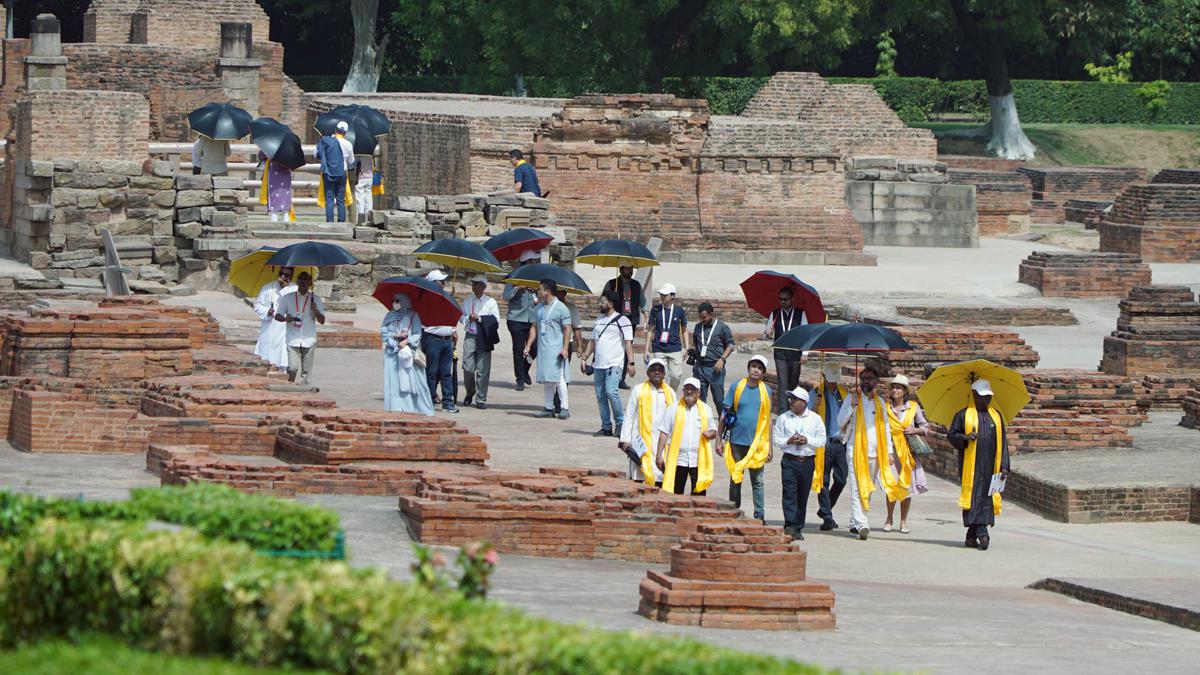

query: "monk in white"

left=253, top=267, right=294, bottom=369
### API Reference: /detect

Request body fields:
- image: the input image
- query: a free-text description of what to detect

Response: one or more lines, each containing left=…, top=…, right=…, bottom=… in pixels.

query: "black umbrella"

left=250, top=117, right=306, bottom=170
left=505, top=263, right=591, bottom=295
left=313, top=111, right=377, bottom=155
left=772, top=323, right=836, bottom=353
left=187, top=102, right=252, bottom=141
left=324, top=104, right=390, bottom=137
left=266, top=241, right=358, bottom=268
left=806, top=322, right=912, bottom=353
left=413, top=239, right=503, bottom=273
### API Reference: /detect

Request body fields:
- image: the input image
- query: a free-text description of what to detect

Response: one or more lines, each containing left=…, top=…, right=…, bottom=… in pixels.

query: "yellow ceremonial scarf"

left=810, top=379, right=848, bottom=492
left=638, top=382, right=675, bottom=484
left=661, top=401, right=713, bottom=494
left=515, top=159, right=528, bottom=167
left=960, top=406, right=1004, bottom=515
left=851, top=396, right=892, bottom=511
left=316, top=174, right=354, bottom=208
left=724, top=378, right=771, bottom=484
left=884, top=401, right=918, bottom=502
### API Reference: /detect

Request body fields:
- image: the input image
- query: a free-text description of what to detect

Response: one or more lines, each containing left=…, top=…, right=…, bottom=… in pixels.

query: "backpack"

left=317, top=135, right=346, bottom=177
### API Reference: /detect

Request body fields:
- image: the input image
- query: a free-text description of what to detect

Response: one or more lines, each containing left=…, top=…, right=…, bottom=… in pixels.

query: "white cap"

left=682, top=377, right=702, bottom=391
left=426, top=269, right=448, bottom=282
left=518, top=249, right=540, bottom=262
left=748, top=354, right=769, bottom=371
left=335, top=120, right=349, bottom=132
left=822, top=366, right=840, bottom=383
left=618, top=259, right=635, bottom=268
left=657, top=283, right=677, bottom=296
left=892, top=374, right=910, bottom=388
left=971, top=379, right=994, bottom=396
left=787, top=387, right=809, bottom=402
left=470, top=274, right=487, bottom=284
left=647, top=357, right=667, bottom=371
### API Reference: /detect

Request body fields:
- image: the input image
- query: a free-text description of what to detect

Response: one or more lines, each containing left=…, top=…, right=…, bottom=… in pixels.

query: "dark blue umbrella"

left=188, top=102, right=252, bottom=141
left=575, top=239, right=658, bottom=268
left=266, top=241, right=358, bottom=267
left=484, top=228, right=554, bottom=262
left=772, top=323, right=836, bottom=353
left=250, top=117, right=306, bottom=170
left=323, top=104, right=390, bottom=137
left=313, top=111, right=377, bottom=155
left=414, top=238, right=502, bottom=273
left=372, top=276, right=462, bottom=326
left=806, top=322, right=912, bottom=353
left=505, top=263, right=591, bottom=295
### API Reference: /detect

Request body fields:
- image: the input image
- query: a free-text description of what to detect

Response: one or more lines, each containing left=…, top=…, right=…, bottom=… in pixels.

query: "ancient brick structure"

left=1023, top=369, right=1147, bottom=428
left=1099, top=183, right=1200, bottom=262
left=1063, top=199, right=1112, bottom=230
left=946, top=169, right=1032, bottom=236
left=896, top=305, right=1076, bottom=326
left=1181, top=388, right=1200, bottom=430
left=743, top=72, right=936, bottom=160
left=1100, top=285, right=1200, bottom=407
left=878, top=326, right=1040, bottom=375
left=1017, top=252, right=1153, bottom=298
left=845, top=156, right=978, bottom=247
left=399, top=467, right=745, bottom=563
left=638, top=523, right=836, bottom=630
left=274, top=410, right=489, bottom=465
left=1150, top=168, right=1200, bottom=184
left=939, top=155, right=1027, bottom=172
left=1017, top=166, right=1147, bottom=224
left=362, top=192, right=553, bottom=245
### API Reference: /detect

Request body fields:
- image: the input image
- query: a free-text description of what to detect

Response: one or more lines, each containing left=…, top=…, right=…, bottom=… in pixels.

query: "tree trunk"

left=5, top=0, right=14, bottom=40
left=342, top=0, right=386, bottom=93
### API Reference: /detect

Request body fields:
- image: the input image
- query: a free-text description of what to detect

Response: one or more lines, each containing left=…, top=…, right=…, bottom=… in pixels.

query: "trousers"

left=728, top=443, right=766, bottom=520
left=816, top=440, right=848, bottom=522
left=846, top=455, right=881, bottom=531
left=423, top=334, right=455, bottom=407
left=354, top=177, right=372, bottom=216
left=692, top=362, right=727, bottom=414
left=773, top=356, right=801, bottom=413
left=671, top=466, right=705, bottom=496
left=593, top=366, right=623, bottom=432
left=507, top=320, right=533, bottom=385
left=286, top=344, right=315, bottom=385
left=781, top=454, right=816, bottom=530
left=462, top=334, right=492, bottom=404
left=322, top=173, right=346, bottom=222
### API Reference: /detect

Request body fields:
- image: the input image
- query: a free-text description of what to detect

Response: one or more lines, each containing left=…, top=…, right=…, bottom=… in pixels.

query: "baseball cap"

left=787, top=387, right=809, bottom=402
left=426, top=269, right=448, bottom=282
left=748, top=355, right=769, bottom=371
left=657, top=283, right=677, bottom=296
left=470, top=274, right=487, bottom=284
left=335, top=120, right=349, bottom=132
left=971, top=379, right=994, bottom=396
left=647, top=358, right=667, bottom=371
left=682, top=377, right=701, bottom=391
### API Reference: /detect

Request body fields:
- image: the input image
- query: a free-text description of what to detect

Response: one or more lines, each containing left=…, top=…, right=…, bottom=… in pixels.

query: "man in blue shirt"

left=642, top=283, right=689, bottom=390
left=509, top=149, right=542, bottom=197
left=717, top=355, right=773, bottom=523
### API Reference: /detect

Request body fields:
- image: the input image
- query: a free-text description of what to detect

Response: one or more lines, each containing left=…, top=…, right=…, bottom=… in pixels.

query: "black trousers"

left=781, top=454, right=816, bottom=529
left=966, top=521, right=990, bottom=539
left=507, top=320, right=533, bottom=385
left=671, top=466, right=706, bottom=496
left=816, top=440, right=848, bottom=523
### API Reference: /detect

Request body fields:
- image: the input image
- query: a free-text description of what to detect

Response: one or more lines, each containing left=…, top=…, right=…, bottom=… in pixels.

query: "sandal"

left=899, top=525, right=911, bottom=534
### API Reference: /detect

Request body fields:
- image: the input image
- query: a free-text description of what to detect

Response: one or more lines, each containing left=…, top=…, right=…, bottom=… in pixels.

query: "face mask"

left=393, top=302, right=404, bottom=310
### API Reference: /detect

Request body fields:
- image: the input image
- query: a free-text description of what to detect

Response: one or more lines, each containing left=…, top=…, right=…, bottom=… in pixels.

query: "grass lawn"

left=914, top=122, right=1200, bottom=174
left=0, top=636, right=324, bottom=674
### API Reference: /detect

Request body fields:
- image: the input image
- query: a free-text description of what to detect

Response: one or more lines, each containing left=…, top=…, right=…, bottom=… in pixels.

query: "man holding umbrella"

left=765, top=286, right=806, bottom=414
left=461, top=274, right=501, bottom=409
left=252, top=266, right=294, bottom=371
left=422, top=269, right=459, bottom=413
left=276, top=271, right=326, bottom=385
left=947, top=380, right=1011, bottom=551
left=503, top=249, right=540, bottom=391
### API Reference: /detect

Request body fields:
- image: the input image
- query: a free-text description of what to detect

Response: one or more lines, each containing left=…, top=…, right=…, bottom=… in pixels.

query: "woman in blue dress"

left=523, top=279, right=573, bottom=420
left=381, top=293, right=435, bottom=415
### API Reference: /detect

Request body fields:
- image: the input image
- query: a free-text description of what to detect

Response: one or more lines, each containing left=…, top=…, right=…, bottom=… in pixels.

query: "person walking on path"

left=381, top=293, right=434, bottom=415
left=619, top=358, right=674, bottom=485
left=252, top=267, right=293, bottom=370
left=503, top=249, right=540, bottom=391
left=773, top=387, right=827, bottom=541
left=551, top=287, right=583, bottom=413
left=192, top=135, right=230, bottom=176
left=764, top=286, right=808, bottom=413
left=602, top=262, right=646, bottom=390
left=353, top=150, right=375, bottom=224
left=884, top=374, right=929, bottom=534
left=811, top=366, right=849, bottom=531
left=510, top=149, right=542, bottom=197
left=277, top=271, right=325, bottom=385
left=581, top=290, right=635, bottom=437
left=524, top=279, right=572, bottom=419
left=656, top=378, right=717, bottom=496
left=717, top=355, right=773, bottom=524
left=947, top=379, right=1011, bottom=551
left=461, top=275, right=501, bottom=410
left=690, top=302, right=734, bottom=413
left=836, top=366, right=898, bottom=541
left=257, top=151, right=293, bottom=222
left=315, top=120, right=354, bottom=223
left=421, top=269, right=459, bottom=414
left=643, top=283, right=688, bottom=391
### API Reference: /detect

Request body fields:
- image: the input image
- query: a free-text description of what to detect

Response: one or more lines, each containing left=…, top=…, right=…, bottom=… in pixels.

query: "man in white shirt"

left=422, top=269, right=459, bottom=413
left=580, top=290, right=635, bottom=437
left=773, top=387, right=827, bottom=541
left=461, top=274, right=500, bottom=409
left=192, top=136, right=230, bottom=176
left=353, top=150, right=376, bottom=225
left=655, top=377, right=717, bottom=495
left=836, top=366, right=895, bottom=540
left=252, top=267, right=294, bottom=370
left=276, top=270, right=326, bottom=385
left=619, top=358, right=673, bottom=485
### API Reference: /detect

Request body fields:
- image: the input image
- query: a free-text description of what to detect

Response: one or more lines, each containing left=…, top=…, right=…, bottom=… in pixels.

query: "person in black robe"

left=947, top=380, right=1011, bottom=551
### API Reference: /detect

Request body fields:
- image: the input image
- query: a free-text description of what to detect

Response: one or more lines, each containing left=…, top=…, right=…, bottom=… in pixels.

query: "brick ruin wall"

left=1017, top=252, right=1153, bottom=298
left=84, top=0, right=271, bottom=52
left=1100, top=285, right=1200, bottom=407
left=1099, top=183, right=1200, bottom=262
left=1017, top=166, right=1147, bottom=224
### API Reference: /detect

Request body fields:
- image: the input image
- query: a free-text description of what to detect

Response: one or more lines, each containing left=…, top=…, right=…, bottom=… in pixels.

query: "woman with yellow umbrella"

left=918, top=359, right=1030, bottom=551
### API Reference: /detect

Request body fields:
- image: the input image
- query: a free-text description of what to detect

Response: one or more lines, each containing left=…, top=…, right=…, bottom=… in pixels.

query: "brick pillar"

left=24, top=14, right=67, bottom=91
left=129, top=13, right=148, bottom=44
left=217, top=22, right=261, bottom=116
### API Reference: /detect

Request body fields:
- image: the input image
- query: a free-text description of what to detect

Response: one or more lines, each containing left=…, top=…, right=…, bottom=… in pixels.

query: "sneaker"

left=442, top=405, right=460, bottom=414
left=848, top=527, right=858, bottom=536
left=557, top=410, right=571, bottom=420
left=463, top=394, right=473, bottom=406
left=820, top=519, right=837, bottom=531
left=515, top=382, right=525, bottom=392
left=535, top=408, right=556, bottom=418
left=474, top=401, right=487, bottom=410
left=593, top=428, right=613, bottom=437
left=858, top=526, right=870, bottom=540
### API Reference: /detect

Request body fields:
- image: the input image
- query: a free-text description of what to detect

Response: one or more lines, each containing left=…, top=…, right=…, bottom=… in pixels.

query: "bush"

left=0, top=519, right=824, bottom=674
left=0, top=635, right=311, bottom=675
left=0, top=485, right=341, bottom=553
left=661, top=76, right=771, bottom=115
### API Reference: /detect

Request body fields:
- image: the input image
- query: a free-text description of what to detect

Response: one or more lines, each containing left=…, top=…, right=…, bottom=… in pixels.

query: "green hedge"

left=0, top=485, right=341, bottom=553
left=0, top=519, right=823, bottom=674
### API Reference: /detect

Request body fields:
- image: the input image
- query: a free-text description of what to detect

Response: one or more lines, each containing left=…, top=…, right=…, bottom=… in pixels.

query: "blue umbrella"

left=505, top=263, right=591, bottom=295
left=414, top=239, right=502, bottom=273
left=188, top=102, right=252, bottom=141
left=772, top=323, right=837, bottom=353
left=266, top=241, right=358, bottom=267
left=806, top=322, right=912, bottom=353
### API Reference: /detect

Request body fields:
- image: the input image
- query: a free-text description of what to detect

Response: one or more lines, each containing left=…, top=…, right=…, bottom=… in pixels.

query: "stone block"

left=151, top=160, right=178, bottom=178
left=212, top=176, right=243, bottom=190
left=850, top=156, right=898, bottom=171
left=27, top=161, right=55, bottom=178
left=54, top=172, right=128, bottom=189
left=393, top=196, right=426, bottom=212
left=175, top=175, right=213, bottom=190
left=176, top=190, right=215, bottom=208
left=152, top=246, right=177, bottom=264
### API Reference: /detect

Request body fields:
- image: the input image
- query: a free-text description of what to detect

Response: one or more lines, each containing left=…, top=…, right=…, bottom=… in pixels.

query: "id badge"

left=623, top=299, right=632, bottom=314
left=467, top=322, right=478, bottom=334
left=659, top=330, right=670, bottom=343
left=292, top=318, right=303, bottom=328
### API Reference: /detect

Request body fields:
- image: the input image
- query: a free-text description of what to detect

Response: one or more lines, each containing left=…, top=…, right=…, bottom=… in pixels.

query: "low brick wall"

left=1023, top=369, right=1147, bottom=428
left=1018, top=166, right=1147, bottom=224
left=1099, top=183, right=1200, bottom=262
left=1063, top=199, right=1112, bottom=230
left=317, top=323, right=382, bottom=349
left=1030, top=578, right=1200, bottom=631
left=1018, top=252, right=1152, bottom=298
left=880, top=326, right=1040, bottom=375
left=139, top=374, right=337, bottom=416
left=1181, top=388, right=1200, bottom=429
left=896, top=305, right=1076, bottom=326
left=1099, top=286, right=1200, bottom=392
left=9, top=388, right=162, bottom=453
left=946, top=168, right=1031, bottom=236
left=274, top=410, right=489, bottom=465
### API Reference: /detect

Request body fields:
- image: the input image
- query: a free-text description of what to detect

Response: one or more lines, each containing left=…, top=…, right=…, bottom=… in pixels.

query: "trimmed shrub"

left=662, top=76, right=772, bottom=115
left=0, top=519, right=824, bottom=674
left=0, top=485, right=341, bottom=553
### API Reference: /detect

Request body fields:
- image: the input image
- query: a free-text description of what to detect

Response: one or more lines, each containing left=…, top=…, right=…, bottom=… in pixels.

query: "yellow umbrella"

left=228, top=247, right=317, bottom=297
left=916, top=359, right=1031, bottom=427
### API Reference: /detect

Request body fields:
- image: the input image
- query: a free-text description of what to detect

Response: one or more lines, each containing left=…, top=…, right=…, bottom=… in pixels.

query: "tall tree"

left=343, top=0, right=390, bottom=92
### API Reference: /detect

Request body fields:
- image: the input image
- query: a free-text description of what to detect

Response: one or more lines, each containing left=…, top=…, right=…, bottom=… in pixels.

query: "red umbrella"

left=372, top=276, right=462, bottom=327
left=740, top=271, right=826, bottom=323
left=483, top=228, right=554, bottom=262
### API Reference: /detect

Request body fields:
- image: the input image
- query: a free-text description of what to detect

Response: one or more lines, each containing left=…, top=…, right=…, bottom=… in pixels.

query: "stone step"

left=249, top=228, right=354, bottom=241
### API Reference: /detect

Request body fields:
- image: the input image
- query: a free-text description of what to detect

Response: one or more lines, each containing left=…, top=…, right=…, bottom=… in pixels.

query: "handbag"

left=906, top=434, right=933, bottom=456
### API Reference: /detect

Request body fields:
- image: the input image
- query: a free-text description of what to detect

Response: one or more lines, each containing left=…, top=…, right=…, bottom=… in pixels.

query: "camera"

left=583, top=363, right=595, bottom=376
left=685, top=347, right=700, bottom=366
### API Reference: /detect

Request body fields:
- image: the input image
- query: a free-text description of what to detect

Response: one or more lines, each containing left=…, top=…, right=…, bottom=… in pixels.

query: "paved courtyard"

left=2, top=237, right=1198, bottom=672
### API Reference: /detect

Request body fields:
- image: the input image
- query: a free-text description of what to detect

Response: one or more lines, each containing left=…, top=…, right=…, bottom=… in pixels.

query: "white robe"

left=253, top=281, right=293, bottom=368
left=619, top=382, right=672, bottom=483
